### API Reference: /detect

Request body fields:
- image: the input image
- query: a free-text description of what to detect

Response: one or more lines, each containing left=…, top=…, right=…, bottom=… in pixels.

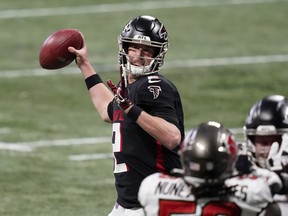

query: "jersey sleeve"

left=134, top=75, right=181, bottom=128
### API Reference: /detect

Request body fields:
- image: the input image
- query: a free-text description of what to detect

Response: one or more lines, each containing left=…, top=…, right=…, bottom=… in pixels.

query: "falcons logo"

left=148, top=86, right=162, bottom=99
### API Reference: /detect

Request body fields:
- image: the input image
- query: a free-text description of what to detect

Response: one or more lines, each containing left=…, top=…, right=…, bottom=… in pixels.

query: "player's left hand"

left=107, top=76, right=132, bottom=110
left=267, top=134, right=288, bottom=173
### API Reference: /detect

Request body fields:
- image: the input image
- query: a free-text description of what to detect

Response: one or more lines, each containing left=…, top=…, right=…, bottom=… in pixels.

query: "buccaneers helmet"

left=181, top=121, right=238, bottom=187
left=244, top=95, right=288, bottom=168
left=118, top=15, right=168, bottom=77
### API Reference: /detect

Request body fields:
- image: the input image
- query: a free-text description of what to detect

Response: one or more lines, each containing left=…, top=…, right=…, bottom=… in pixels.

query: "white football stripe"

left=0, top=0, right=286, bottom=19
left=69, top=153, right=113, bottom=161
left=1, top=54, right=288, bottom=78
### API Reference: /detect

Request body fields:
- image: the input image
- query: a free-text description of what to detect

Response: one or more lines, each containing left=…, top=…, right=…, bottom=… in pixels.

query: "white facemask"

left=125, top=58, right=157, bottom=77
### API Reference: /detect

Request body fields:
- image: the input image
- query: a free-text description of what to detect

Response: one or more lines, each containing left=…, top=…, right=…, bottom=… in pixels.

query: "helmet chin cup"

left=125, top=58, right=157, bottom=77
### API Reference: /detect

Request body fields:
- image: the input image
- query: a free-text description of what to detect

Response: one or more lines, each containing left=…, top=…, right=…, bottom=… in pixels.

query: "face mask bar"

left=118, top=37, right=168, bottom=77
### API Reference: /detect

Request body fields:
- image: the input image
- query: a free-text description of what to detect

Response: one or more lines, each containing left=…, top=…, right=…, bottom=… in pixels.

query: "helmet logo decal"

left=148, top=86, right=162, bottom=99
left=159, top=24, right=168, bottom=40
left=123, top=21, right=131, bottom=32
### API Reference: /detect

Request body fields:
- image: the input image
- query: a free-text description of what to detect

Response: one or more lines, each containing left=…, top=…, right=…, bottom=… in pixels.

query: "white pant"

left=108, top=203, right=145, bottom=216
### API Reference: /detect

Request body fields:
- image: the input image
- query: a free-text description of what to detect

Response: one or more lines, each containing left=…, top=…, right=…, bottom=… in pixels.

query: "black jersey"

left=107, top=73, right=184, bottom=208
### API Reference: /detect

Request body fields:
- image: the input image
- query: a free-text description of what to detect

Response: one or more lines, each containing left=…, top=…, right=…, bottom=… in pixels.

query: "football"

left=39, top=29, right=84, bottom=70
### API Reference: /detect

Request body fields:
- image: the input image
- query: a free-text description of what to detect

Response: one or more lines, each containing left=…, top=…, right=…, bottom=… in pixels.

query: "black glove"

left=107, top=79, right=132, bottom=110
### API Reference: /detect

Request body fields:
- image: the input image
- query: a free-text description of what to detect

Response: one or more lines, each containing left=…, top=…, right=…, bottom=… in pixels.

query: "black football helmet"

left=118, top=15, right=168, bottom=77
left=244, top=95, right=288, bottom=168
left=181, top=121, right=238, bottom=187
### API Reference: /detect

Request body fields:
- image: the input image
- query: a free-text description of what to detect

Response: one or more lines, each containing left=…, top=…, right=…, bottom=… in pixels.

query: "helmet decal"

left=123, top=21, right=131, bottom=33
left=158, top=24, right=168, bottom=40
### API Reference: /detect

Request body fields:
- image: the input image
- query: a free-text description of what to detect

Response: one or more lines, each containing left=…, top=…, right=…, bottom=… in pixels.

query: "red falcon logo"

left=148, top=86, right=162, bottom=99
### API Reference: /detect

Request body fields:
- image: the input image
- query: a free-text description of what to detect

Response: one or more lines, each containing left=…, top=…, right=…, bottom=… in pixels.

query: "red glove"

left=107, top=79, right=132, bottom=110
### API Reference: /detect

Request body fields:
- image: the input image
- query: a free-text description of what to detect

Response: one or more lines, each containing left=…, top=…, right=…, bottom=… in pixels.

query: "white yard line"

left=1, top=54, right=288, bottom=78
left=166, top=54, right=288, bottom=68
left=0, top=137, right=110, bottom=152
left=0, top=127, right=11, bottom=134
left=0, top=0, right=286, bottom=19
left=69, top=153, right=113, bottom=161
left=0, top=142, right=33, bottom=152
left=23, top=136, right=111, bottom=147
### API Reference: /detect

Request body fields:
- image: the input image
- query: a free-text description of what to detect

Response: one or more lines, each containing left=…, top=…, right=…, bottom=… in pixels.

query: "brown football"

left=39, top=29, right=83, bottom=70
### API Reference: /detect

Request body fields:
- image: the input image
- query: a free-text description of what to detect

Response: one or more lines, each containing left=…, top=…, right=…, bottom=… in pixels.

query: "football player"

left=68, top=15, right=184, bottom=215
left=243, top=95, right=288, bottom=214
left=138, top=121, right=283, bottom=215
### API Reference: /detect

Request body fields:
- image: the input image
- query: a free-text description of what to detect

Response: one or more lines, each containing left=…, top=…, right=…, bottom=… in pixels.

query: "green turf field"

left=0, top=0, right=288, bottom=215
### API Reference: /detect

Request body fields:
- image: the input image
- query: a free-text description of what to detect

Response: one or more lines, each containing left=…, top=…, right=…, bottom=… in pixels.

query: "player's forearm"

left=126, top=108, right=181, bottom=149
left=80, top=66, right=114, bottom=123
left=88, top=83, right=114, bottom=123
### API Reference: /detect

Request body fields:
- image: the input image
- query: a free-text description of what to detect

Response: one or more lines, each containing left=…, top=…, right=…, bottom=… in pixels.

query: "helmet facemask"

left=118, top=38, right=168, bottom=78
left=245, top=128, right=283, bottom=168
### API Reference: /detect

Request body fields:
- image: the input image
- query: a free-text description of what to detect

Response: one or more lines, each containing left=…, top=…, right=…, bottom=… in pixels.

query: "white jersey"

left=252, top=166, right=288, bottom=214
left=236, top=142, right=288, bottom=215
left=138, top=171, right=282, bottom=216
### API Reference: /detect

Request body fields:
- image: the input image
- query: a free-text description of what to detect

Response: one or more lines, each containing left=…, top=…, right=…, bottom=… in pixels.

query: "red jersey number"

left=159, top=200, right=241, bottom=216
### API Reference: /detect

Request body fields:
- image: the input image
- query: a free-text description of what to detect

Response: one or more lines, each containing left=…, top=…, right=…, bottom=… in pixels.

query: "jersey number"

left=159, top=200, right=241, bottom=216
left=112, top=123, right=127, bottom=173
